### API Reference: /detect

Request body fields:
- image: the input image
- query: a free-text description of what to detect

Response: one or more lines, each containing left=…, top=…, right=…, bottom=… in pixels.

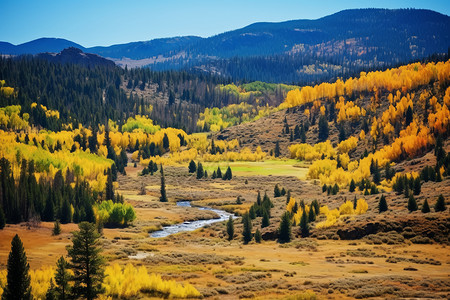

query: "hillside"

left=37, top=47, right=115, bottom=68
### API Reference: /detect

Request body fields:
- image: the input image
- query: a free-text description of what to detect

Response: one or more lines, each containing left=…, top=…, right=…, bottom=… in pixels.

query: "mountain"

left=1, top=9, right=449, bottom=83
left=36, top=47, right=115, bottom=68
left=88, top=36, right=202, bottom=60
left=0, top=37, right=85, bottom=55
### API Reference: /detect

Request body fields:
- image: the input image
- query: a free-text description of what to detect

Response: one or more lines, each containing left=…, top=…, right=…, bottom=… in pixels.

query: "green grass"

left=202, top=159, right=307, bottom=179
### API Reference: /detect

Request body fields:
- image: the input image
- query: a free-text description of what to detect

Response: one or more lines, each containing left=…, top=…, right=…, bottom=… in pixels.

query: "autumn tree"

left=67, top=222, right=105, bottom=300
left=278, top=211, right=291, bottom=243
left=2, top=234, right=31, bottom=300
left=226, top=216, right=234, bottom=241
left=160, top=165, right=168, bottom=202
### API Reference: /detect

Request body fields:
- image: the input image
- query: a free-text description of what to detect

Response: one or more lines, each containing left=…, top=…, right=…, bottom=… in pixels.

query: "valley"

left=0, top=6, right=449, bottom=300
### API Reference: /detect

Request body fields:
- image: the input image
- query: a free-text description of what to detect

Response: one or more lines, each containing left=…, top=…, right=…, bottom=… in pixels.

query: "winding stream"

left=150, top=201, right=236, bottom=238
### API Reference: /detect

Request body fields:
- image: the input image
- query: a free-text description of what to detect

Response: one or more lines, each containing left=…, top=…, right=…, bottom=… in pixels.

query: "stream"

left=150, top=201, right=236, bottom=238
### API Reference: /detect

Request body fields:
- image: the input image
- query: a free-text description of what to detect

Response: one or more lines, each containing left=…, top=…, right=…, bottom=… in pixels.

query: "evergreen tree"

left=274, top=184, right=281, bottom=197
left=43, top=192, right=55, bottom=222
left=54, top=256, right=71, bottom=300
left=242, top=212, right=252, bottom=244
left=408, top=195, right=418, bottom=212
left=45, top=280, right=56, bottom=300
left=223, top=166, right=232, bottom=180
left=188, top=160, right=196, bottom=173
left=254, top=228, right=262, bottom=243
left=226, top=216, right=234, bottom=241
left=257, top=191, right=262, bottom=206
left=311, top=200, right=320, bottom=215
left=385, top=163, right=395, bottom=180
left=285, top=190, right=291, bottom=204
left=274, top=141, right=280, bottom=158
left=196, top=162, right=204, bottom=179
left=318, top=115, right=329, bottom=141
left=299, top=209, right=309, bottom=237
left=308, top=205, right=316, bottom=222
left=349, top=179, right=356, bottom=192
left=53, top=220, right=61, bottom=236
left=249, top=206, right=256, bottom=219
left=160, top=165, right=168, bottom=202
left=378, top=195, right=388, bottom=212
left=435, top=194, right=446, bottom=212
left=60, top=199, right=71, bottom=224
left=372, top=160, right=381, bottom=185
left=413, top=177, right=421, bottom=195
left=278, top=211, right=291, bottom=243
left=216, top=167, right=222, bottom=179
left=67, top=222, right=105, bottom=300
left=2, top=234, right=31, bottom=300
left=421, top=199, right=430, bottom=213
left=261, top=209, right=270, bottom=228
left=105, top=168, right=114, bottom=201
left=162, top=133, right=169, bottom=150
left=0, top=205, right=5, bottom=229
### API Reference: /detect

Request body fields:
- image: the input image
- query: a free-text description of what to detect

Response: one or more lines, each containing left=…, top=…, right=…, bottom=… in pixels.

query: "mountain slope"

left=36, top=47, right=115, bottom=68
left=1, top=9, right=449, bottom=83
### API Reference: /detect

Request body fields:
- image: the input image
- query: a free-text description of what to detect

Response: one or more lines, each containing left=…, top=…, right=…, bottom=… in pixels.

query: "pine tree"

left=0, top=205, right=5, bottom=229
left=160, top=165, right=168, bottom=202
left=255, top=229, right=262, bottom=243
left=349, top=179, right=356, bottom=192
left=162, top=133, right=169, bottom=150
left=308, top=205, right=316, bottom=222
left=249, top=206, right=256, bottom=219
left=274, top=184, right=281, bottom=197
left=421, top=199, right=430, bottom=213
left=105, top=168, right=114, bottom=201
left=278, top=211, right=291, bottom=243
left=261, top=209, right=270, bottom=228
left=196, top=162, right=204, bottom=179
left=413, top=177, right=421, bottom=195
left=67, top=222, right=105, bottom=300
left=60, top=198, right=71, bottom=224
left=318, top=115, right=329, bottom=141
left=274, top=141, right=280, bottom=158
left=54, top=256, right=71, bottom=300
left=43, top=192, right=55, bottom=222
left=408, top=195, right=418, bottom=212
left=223, top=166, right=232, bottom=180
left=216, top=167, right=222, bottom=179
left=45, top=280, right=56, bottom=300
left=378, top=195, right=388, bottom=212
left=2, top=234, right=31, bottom=300
left=435, top=194, right=446, bottom=212
left=300, top=209, right=309, bottom=237
left=53, top=220, right=61, bottom=236
left=226, top=216, right=234, bottom=241
left=188, top=160, right=196, bottom=173
left=242, top=212, right=252, bottom=244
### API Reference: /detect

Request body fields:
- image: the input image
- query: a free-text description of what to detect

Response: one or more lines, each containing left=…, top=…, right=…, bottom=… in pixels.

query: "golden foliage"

left=103, top=263, right=201, bottom=298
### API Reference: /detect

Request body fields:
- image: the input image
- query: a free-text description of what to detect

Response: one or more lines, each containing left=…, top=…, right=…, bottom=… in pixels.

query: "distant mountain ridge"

left=2, top=9, right=449, bottom=83
left=36, top=47, right=115, bottom=68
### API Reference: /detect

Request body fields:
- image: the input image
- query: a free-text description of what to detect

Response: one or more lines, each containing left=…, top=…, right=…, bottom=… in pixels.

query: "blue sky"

left=1, top=0, right=449, bottom=47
